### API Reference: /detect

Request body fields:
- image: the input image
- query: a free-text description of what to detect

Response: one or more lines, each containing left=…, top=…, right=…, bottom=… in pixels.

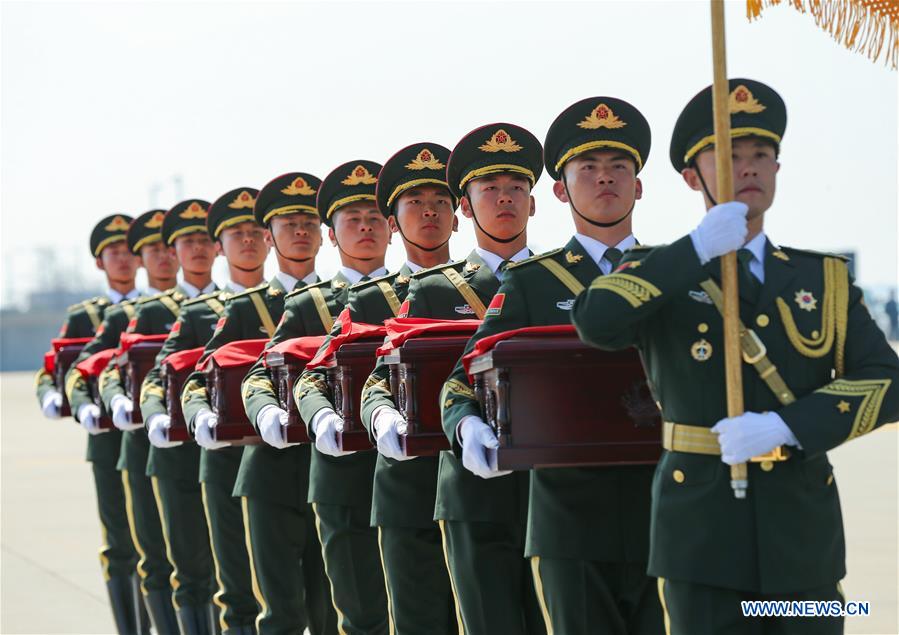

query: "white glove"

left=689, top=201, right=749, bottom=264
left=147, top=414, right=182, bottom=449
left=312, top=408, right=355, bottom=457
left=711, top=411, right=801, bottom=466
left=77, top=403, right=107, bottom=435
left=194, top=409, right=230, bottom=450
left=41, top=390, right=63, bottom=419
left=372, top=407, right=415, bottom=462
left=111, top=395, right=141, bottom=431
left=257, top=405, right=296, bottom=449
left=459, top=416, right=511, bottom=479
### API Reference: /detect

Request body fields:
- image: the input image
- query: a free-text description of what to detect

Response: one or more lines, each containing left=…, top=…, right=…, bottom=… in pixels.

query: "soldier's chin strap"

left=269, top=228, right=312, bottom=263
left=232, top=263, right=264, bottom=273
left=333, top=235, right=375, bottom=262
left=560, top=173, right=633, bottom=228
left=692, top=160, right=719, bottom=207
left=465, top=192, right=525, bottom=245
left=392, top=210, right=450, bottom=252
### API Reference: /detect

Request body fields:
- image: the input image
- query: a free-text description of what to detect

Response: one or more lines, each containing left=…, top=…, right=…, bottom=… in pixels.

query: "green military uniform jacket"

left=240, top=273, right=355, bottom=508
left=98, top=287, right=191, bottom=475
left=441, top=238, right=654, bottom=562
left=294, top=267, right=412, bottom=515
left=35, top=295, right=111, bottom=405
left=65, top=298, right=139, bottom=467
left=571, top=234, right=899, bottom=593
left=181, top=275, right=306, bottom=498
left=139, top=289, right=231, bottom=481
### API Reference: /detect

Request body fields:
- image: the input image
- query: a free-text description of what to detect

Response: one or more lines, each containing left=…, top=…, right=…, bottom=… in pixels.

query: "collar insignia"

left=772, top=250, right=790, bottom=261
left=565, top=251, right=583, bottom=264
left=577, top=103, right=626, bottom=130
left=334, top=280, right=348, bottom=289
left=405, top=148, right=445, bottom=171
left=478, top=129, right=522, bottom=153
left=396, top=276, right=410, bottom=285
left=464, top=262, right=481, bottom=273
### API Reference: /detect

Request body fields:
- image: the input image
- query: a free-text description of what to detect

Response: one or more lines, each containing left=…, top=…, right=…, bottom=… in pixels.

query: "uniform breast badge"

left=794, top=289, right=818, bottom=311
left=691, top=339, right=713, bottom=361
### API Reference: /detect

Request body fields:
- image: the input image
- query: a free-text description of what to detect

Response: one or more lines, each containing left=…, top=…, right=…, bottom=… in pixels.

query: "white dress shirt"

left=573, top=233, right=637, bottom=275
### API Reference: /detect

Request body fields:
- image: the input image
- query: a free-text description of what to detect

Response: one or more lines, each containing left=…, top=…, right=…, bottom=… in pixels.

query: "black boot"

left=176, top=604, right=216, bottom=635
left=131, top=575, right=152, bottom=635
left=105, top=575, right=139, bottom=634
left=143, top=589, right=179, bottom=635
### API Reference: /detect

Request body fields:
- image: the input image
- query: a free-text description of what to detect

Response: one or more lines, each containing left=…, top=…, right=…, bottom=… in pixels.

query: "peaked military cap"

left=446, top=123, right=543, bottom=199
left=163, top=199, right=211, bottom=244
left=127, top=209, right=167, bottom=254
left=376, top=143, right=457, bottom=215
left=317, top=160, right=383, bottom=226
left=207, top=188, right=259, bottom=238
left=544, top=97, right=651, bottom=179
left=670, top=78, right=787, bottom=172
left=90, top=214, right=134, bottom=257
left=255, top=172, right=323, bottom=226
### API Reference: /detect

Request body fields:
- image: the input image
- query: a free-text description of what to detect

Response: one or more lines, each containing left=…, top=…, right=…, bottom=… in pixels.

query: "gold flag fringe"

left=747, top=0, right=898, bottom=69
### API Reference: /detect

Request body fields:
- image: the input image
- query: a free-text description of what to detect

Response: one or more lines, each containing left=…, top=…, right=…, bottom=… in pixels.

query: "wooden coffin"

left=162, top=361, right=193, bottom=442
left=383, top=335, right=471, bottom=457
left=469, top=335, right=661, bottom=469
left=265, top=351, right=311, bottom=444
left=207, top=361, right=260, bottom=445
left=117, top=341, right=164, bottom=424
left=329, top=340, right=382, bottom=452
left=54, top=344, right=86, bottom=417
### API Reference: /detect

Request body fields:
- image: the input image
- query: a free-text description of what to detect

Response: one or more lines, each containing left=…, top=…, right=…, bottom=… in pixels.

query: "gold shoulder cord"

left=159, top=295, right=181, bottom=318
left=84, top=301, right=102, bottom=330
left=308, top=287, right=335, bottom=332
left=442, top=268, right=487, bottom=319
left=249, top=293, right=277, bottom=337
left=122, top=303, right=136, bottom=319
left=376, top=280, right=402, bottom=317
left=538, top=259, right=585, bottom=296
left=204, top=297, right=226, bottom=317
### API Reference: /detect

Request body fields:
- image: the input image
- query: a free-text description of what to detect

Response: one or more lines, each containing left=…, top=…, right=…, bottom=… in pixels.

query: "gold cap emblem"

left=577, top=103, right=626, bottom=130
left=478, top=129, right=522, bottom=153
left=180, top=201, right=207, bottom=219
left=145, top=211, right=166, bottom=228
left=281, top=177, right=317, bottom=196
left=405, top=148, right=445, bottom=171
left=729, top=85, right=766, bottom=114
left=105, top=215, right=131, bottom=232
left=341, top=165, right=378, bottom=186
left=228, top=190, right=256, bottom=209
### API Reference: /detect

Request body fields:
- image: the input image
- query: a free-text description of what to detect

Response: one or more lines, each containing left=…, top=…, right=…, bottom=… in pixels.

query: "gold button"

left=756, top=314, right=769, bottom=328
left=826, top=475, right=834, bottom=486
left=672, top=469, right=685, bottom=483
left=812, top=330, right=820, bottom=339
left=697, top=323, right=709, bottom=333
left=760, top=461, right=774, bottom=472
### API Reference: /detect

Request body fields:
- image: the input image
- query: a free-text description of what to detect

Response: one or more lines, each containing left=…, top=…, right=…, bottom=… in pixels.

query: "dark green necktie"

left=497, top=260, right=510, bottom=281
left=737, top=248, right=761, bottom=301
left=603, top=248, right=623, bottom=272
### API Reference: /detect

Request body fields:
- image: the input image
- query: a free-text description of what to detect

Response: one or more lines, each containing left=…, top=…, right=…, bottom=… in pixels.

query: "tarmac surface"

left=1, top=370, right=897, bottom=634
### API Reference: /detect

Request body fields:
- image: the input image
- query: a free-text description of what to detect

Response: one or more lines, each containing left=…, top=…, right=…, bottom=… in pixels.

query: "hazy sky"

left=2, top=0, right=897, bottom=306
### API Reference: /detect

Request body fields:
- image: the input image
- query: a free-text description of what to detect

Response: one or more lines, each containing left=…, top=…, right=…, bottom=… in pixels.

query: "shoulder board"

left=136, top=293, right=163, bottom=305
left=226, top=283, right=269, bottom=302
left=779, top=246, right=850, bottom=262
left=410, top=260, right=465, bottom=279
left=351, top=271, right=399, bottom=291
left=182, top=290, right=220, bottom=307
left=505, top=248, right=564, bottom=270
left=285, top=279, right=331, bottom=299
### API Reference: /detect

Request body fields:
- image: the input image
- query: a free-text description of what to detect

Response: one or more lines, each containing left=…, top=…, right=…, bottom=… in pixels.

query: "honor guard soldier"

left=571, top=79, right=899, bottom=635
left=181, top=181, right=335, bottom=635
left=66, top=209, right=182, bottom=632
left=298, top=143, right=459, bottom=635
left=39, top=215, right=147, bottom=634
left=241, top=160, right=392, bottom=635
left=364, top=124, right=546, bottom=635
left=102, top=202, right=219, bottom=634
left=140, top=194, right=271, bottom=635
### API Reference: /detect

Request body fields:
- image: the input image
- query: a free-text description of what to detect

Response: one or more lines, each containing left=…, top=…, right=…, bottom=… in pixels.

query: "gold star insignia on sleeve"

left=837, top=400, right=851, bottom=413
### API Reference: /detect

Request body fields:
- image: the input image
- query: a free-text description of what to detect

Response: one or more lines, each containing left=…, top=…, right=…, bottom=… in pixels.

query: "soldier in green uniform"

left=443, top=98, right=661, bottom=634
left=241, top=159, right=393, bottom=635
left=101, top=201, right=219, bottom=634
left=293, top=143, right=459, bottom=635
left=38, top=214, right=146, bottom=634
left=181, top=178, right=335, bottom=635
left=67, top=209, right=182, bottom=632
left=571, top=79, right=899, bottom=635
left=141, top=194, right=270, bottom=635
left=362, top=123, right=545, bottom=635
